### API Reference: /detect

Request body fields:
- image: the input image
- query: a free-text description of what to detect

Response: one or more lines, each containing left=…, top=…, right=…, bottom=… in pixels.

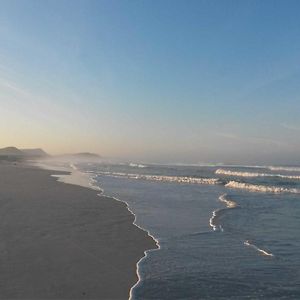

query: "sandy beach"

left=0, top=161, right=156, bottom=299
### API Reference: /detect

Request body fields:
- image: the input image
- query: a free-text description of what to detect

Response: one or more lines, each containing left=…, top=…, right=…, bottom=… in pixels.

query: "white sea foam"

left=97, top=171, right=221, bottom=185
left=129, top=163, right=147, bottom=168
left=216, top=168, right=300, bottom=180
left=216, top=169, right=266, bottom=178
left=209, top=194, right=237, bottom=232
left=218, top=193, right=238, bottom=208
left=244, top=240, right=274, bottom=257
left=209, top=210, right=223, bottom=231
left=225, top=181, right=300, bottom=194
left=268, top=166, right=300, bottom=172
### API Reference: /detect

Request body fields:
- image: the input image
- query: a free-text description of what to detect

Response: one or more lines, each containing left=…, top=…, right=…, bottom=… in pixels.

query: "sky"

left=1, top=0, right=300, bottom=164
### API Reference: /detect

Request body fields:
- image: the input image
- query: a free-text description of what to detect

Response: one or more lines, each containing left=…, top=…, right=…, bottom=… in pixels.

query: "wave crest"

left=219, top=193, right=238, bottom=208
left=97, top=171, right=221, bottom=185
left=209, top=194, right=238, bottom=232
left=268, top=166, right=300, bottom=172
left=216, top=168, right=300, bottom=180
left=129, top=163, right=147, bottom=168
left=244, top=240, right=274, bottom=257
left=225, top=181, right=300, bottom=194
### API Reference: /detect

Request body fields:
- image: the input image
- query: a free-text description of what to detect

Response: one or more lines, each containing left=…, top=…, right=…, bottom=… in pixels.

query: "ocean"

left=64, top=162, right=300, bottom=299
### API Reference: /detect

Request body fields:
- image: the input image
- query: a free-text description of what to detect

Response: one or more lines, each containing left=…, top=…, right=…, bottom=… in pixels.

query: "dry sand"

left=0, top=161, right=156, bottom=299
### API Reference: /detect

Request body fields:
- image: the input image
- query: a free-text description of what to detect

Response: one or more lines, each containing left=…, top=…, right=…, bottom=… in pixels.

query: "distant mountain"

left=21, top=148, right=49, bottom=157
left=0, top=147, right=49, bottom=159
left=0, top=147, right=24, bottom=156
left=0, top=147, right=101, bottom=162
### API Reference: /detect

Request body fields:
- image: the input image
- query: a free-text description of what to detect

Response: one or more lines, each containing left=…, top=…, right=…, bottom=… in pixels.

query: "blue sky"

left=1, top=0, right=300, bottom=164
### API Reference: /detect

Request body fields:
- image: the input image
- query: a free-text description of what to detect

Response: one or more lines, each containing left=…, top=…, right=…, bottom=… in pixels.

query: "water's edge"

left=30, top=161, right=160, bottom=300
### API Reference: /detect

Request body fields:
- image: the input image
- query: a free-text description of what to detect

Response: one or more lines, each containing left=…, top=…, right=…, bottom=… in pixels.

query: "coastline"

left=34, top=160, right=161, bottom=299
left=0, top=160, right=157, bottom=299
left=108, top=196, right=160, bottom=300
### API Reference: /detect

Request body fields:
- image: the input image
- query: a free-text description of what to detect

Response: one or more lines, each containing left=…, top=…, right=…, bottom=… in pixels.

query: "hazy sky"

left=1, top=0, right=300, bottom=164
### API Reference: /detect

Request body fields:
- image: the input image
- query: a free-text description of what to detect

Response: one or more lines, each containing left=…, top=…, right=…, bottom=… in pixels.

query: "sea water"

left=74, top=163, right=300, bottom=299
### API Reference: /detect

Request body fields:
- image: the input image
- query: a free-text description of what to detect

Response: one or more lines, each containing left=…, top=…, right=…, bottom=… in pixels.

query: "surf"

left=216, top=168, right=300, bottom=180
left=96, top=171, right=221, bottom=185
left=225, top=181, right=300, bottom=194
left=209, top=194, right=239, bottom=232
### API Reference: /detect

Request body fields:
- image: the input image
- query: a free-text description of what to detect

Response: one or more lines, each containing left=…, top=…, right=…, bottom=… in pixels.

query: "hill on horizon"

left=0, top=147, right=49, bottom=158
left=0, top=147, right=102, bottom=162
left=0, top=147, right=24, bottom=156
left=21, top=148, right=49, bottom=157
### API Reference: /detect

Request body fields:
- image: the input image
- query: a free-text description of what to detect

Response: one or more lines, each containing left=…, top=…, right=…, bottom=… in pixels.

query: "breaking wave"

left=209, top=210, right=223, bottom=232
left=267, top=166, right=300, bottom=172
left=244, top=240, right=274, bottom=257
left=218, top=193, right=238, bottom=208
left=225, top=181, right=300, bottom=194
left=216, top=168, right=300, bottom=180
left=209, top=194, right=238, bottom=232
left=96, top=171, right=221, bottom=185
left=129, top=163, right=147, bottom=168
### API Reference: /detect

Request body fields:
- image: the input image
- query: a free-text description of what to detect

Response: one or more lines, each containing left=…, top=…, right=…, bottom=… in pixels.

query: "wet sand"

left=0, top=161, right=156, bottom=299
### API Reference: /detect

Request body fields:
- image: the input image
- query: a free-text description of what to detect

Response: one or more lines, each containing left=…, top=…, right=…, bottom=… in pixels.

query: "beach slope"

left=0, top=162, right=155, bottom=299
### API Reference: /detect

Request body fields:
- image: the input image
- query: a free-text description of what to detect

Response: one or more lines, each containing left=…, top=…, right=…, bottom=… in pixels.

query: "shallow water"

left=77, top=163, right=300, bottom=299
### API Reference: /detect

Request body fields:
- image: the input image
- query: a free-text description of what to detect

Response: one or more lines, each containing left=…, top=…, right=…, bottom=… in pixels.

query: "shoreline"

left=0, top=160, right=157, bottom=299
left=107, top=194, right=160, bottom=300
left=35, top=160, right=161, bottom=299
